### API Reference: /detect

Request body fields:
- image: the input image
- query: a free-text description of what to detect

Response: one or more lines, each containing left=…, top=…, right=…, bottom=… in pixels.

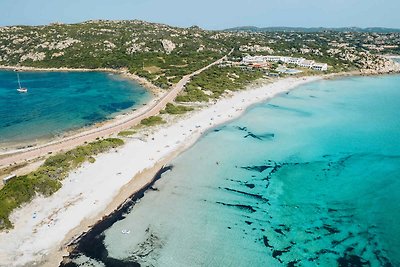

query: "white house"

left=312, top=63, right=328, bottom=71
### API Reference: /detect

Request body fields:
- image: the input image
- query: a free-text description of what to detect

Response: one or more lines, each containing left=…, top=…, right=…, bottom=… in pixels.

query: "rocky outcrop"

left=360, top=56, right=400, bottom=74
left=161, top=39, right=176, bottom=54
left=37, top=38, right=81, bottom=50
left=103, top=40, right=116, bottom=51
left=126, top=42, right=147, bottom=54
left=20, top=52, right=46, bottom=62
left=51, top=52, right=65, bottom=58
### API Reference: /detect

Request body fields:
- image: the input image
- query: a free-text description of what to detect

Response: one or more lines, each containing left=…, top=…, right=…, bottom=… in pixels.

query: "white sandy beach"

left=0, top=76, right=321, bottom=267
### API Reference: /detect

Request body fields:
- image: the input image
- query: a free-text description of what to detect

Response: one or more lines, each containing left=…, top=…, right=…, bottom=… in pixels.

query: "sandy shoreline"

left=0, top=74, right=323, bottom=266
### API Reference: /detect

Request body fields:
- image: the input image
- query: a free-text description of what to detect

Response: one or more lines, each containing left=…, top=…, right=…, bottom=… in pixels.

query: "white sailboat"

left=17, top=73, right=28, bottom=93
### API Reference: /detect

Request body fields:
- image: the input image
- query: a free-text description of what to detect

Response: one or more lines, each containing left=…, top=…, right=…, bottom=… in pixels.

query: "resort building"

left=287, top=57, right=304, bottom=65
left=241, top=56, right=271, bottom=69
left=312, top=63, right=328, bottom=71
left=242, top=55, right=328, bottom=71
left=264, top=55, right=282, bottom=63
left=298, top=59, right=315, bottom=68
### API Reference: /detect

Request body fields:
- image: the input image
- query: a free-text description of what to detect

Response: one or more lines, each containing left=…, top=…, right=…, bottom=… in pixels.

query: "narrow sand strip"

left=0, top=76, right=321, bottom=267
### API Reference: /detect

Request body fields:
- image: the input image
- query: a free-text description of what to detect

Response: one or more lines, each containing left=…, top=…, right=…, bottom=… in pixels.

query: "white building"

left=264, top=55, right=281, bottom=62
left=312, top=63, right=328, bottom=71
left=298, top=59, right=315, bottom=68
left=242, top=55, right=328, bottom=71
left=287, top=57, right=305, bottom=65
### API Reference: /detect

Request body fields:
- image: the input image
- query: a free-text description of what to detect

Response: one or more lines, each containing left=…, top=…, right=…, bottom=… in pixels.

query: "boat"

left=121, top=229, right=131, bottom=234
left=17, top=88, right=28, bottom=93
left=16, top=73, right=28, bottom=93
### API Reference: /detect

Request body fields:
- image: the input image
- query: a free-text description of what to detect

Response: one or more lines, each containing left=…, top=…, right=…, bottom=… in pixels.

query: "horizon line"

left=0, top=19, right=399, bottom=32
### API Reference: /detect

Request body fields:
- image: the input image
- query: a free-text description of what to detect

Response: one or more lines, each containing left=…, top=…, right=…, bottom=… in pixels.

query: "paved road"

left=0, top=53, right=230, bottom=168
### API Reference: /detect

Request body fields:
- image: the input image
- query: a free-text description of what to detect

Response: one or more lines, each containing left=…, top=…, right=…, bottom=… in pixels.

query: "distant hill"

left=224, top=26, right=400, bottom=33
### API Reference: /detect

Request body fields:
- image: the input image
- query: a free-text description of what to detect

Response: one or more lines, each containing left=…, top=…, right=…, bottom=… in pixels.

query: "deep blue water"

left=0, top=71, right=150, bottom=145
left=67, top=75, right=400, bottom=266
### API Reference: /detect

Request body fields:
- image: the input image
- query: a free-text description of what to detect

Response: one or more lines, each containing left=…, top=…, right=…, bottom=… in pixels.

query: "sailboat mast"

left=17, top=73, right=22, bottom=89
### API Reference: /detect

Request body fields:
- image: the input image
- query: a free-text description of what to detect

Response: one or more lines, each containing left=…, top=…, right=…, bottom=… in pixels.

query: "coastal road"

left=0, top=52, right=231, bottom=168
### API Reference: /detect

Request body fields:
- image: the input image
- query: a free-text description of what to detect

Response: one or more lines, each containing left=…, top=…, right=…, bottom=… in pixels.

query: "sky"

left=0, top=0, right=399, bottom=29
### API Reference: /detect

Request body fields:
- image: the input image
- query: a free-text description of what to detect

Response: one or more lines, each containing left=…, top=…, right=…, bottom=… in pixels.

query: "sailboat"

left=17, top=73, right=28, bottom=93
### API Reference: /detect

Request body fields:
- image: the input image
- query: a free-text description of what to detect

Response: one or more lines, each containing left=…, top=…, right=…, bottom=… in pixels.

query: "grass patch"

left=160, top=103, right=194, bottom=115
left=143, top=66, right=162, bottom=74
left=175, top=87, right=210, bottom=102
left=176, top=66, right=264, bottom=102
left=0, top=138, right=124, bottom=230
left=140, top=116, right=166, bottom=127
left=118, top=130, right=136, bottom=137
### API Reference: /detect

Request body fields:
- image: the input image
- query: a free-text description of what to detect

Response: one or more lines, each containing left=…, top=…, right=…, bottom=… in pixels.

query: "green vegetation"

left=128, top=51, right=222, bottom=89
left=160, top=103, right=194, bottom=115
left=0, top=138, right=124, bottom=229
left=175, top=88, right=210, bottom=103
left=117, top=130, right=136, bottom=137
left=176, top=66, right=264, bottom=102
left=140, top=116, right=166, bottom=127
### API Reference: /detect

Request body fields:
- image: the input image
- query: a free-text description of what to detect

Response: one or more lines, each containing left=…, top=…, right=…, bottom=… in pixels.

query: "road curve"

left=0, top=52, right=230, bottom=168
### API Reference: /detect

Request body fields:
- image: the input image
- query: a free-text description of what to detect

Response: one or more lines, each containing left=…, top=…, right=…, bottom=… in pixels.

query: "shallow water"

left=67, top=75, right=400, bottom=266
left=0, top=71, right=150, bottom=145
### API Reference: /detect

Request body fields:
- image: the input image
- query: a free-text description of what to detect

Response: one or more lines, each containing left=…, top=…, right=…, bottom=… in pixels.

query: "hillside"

left=0, top=20, right=231, bottom=88
left=0, top=20, right=399, bottom=89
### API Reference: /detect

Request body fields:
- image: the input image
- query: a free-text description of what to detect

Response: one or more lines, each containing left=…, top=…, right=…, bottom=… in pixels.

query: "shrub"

left=160, top=103, right=194, bottom=115
left=118, top=130, right=136, bottom=137
left=140, top=116, right=166, bottom=127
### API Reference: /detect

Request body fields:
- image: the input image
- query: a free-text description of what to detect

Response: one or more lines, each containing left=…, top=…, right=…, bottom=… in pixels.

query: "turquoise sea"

left=0, top=70, right=150, bottom=146
left=65, top=75, right=400, bottom=266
